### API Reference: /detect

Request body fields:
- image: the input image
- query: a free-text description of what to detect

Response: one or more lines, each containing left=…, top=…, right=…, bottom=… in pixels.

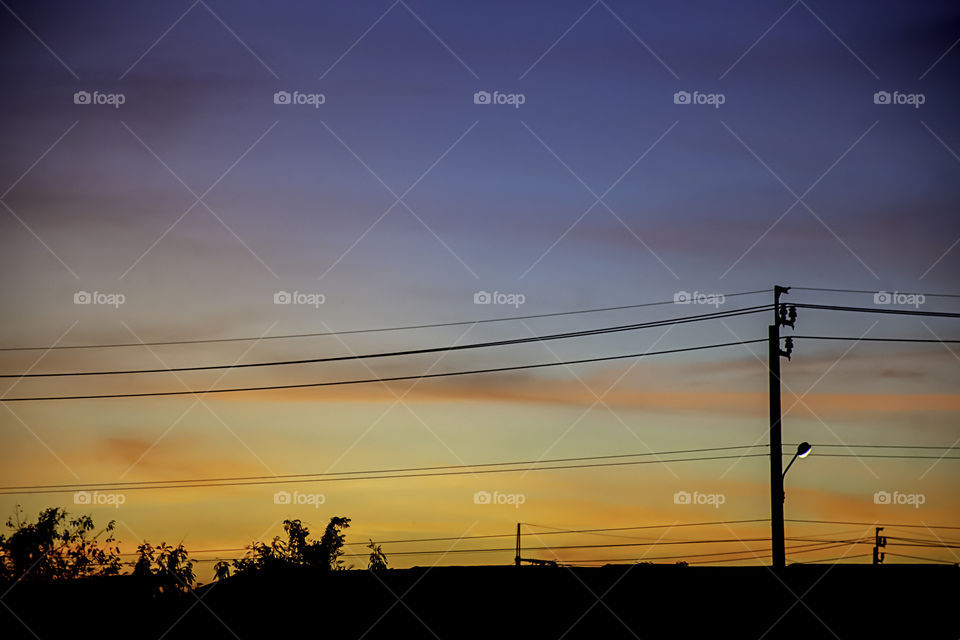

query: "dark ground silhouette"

left=2, top=564, right=955, bottom=638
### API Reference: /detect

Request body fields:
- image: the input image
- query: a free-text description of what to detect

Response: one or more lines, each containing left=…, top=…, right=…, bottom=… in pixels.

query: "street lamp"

left=782, top=442, right=811, bottom=505
left=783, top=442, right=812, bottom=479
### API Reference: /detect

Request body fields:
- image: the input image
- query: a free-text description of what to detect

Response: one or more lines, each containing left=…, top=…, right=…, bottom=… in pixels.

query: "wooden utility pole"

left=769, top=285, right=795, bottom=569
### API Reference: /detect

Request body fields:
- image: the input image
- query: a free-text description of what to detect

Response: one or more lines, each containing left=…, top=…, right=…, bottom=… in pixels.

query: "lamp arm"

left=782, top=453, right=799, bottom=479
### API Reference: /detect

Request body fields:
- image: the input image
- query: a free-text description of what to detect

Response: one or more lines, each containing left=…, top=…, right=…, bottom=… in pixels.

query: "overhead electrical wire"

left=791, top=303, right=960, bottom=318
left=0, top=305, right=773, bottom=379
left=0, top=289, right=774, bottom=352
left=0, top=338, right=767, bottom=401
left=0, top=453, right=771, bottom=495
left=792, top=286, right=960, bottom=299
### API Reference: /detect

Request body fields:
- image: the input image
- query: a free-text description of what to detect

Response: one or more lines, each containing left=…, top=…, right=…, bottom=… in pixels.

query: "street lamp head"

left=797, top=442, right=812, bottom=458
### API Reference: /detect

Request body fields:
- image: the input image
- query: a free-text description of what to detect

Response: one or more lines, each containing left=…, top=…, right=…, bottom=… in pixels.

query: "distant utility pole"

left=515, top=522, right=521, bottom=567
left=769, top=285, right=796, bottom=569
left=873, top=527, right=886, bottom=565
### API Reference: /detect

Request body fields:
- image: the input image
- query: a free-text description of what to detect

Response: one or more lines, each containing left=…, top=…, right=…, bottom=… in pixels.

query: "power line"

left=787, top=519, right=960, bottom=531
left=883, top=552, right=957, bottom=564
left=0, top=306, right=773, bottom=378
left=789, top=444, right=959, bottom=450
left=342, top=519, right=772, bottom=547
left=0, top=453, right=771, bottom=495
left=4, top=446, right=951, bottom=495
left=791, top=303, right=960, bottom=318
left=811, top=454, right=960, bottom=459
left=512, top=540, right=856, bottom=565
left=2, top=447, right=953, bottom=495
left=0, top=289, right=773, bottom=352
left=791, top=553, right=873, bottom=564
left=792, top=286, right=960, bottom=299
left=792, top=335, right=960, bottom=344
left=0, top=445, right=764, bottom=493
left=341, top=537, right=869, bottom=559
left=0, top=338, right=766, bottom=402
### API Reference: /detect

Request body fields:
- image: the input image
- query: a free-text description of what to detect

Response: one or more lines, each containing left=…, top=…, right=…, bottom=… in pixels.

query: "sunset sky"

left=1, top=0, right=958, bottom=577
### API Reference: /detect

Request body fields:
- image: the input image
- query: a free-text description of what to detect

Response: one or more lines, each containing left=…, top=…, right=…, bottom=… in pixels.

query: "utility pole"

left=769, top=285, right=795, bottom=569
left=873, top=527, right=886, bottom=564
left=515, top=522, right=521, bottom=567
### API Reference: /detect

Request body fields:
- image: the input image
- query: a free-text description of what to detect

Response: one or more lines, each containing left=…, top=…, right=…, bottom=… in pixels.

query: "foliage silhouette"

left=0, top=506, right=121, bottom=582
left=133, top=541, right=196, bottom=595
left=232, top=516, right=351, bottom=576
left=367, top=539, right=388, bottom=571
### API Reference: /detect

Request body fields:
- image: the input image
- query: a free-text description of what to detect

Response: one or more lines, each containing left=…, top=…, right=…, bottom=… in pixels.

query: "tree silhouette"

left=133, top=541, right=195, bottom=595
left=232, top=515, right=351, bottom=576
left=0, top=506, right=121, bottom=582
left=367, top=539, right=388, bottom=571
left=213, top=560, right=231, bottom=581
